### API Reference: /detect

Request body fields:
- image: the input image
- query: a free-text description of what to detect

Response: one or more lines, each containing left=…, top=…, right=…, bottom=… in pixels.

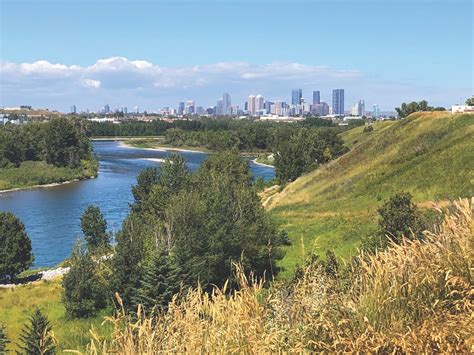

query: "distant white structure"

left=255, top=94, right=264, bottom=112
left=248, top=95, right=256, bottom=115
left=451, top=105, right=474, bottom=114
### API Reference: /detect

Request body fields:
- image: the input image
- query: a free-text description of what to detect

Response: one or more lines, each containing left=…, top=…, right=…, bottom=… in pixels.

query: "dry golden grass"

left=85, top=199, right=473, bottom=354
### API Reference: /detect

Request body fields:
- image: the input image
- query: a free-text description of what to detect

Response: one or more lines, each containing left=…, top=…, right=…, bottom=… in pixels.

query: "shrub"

left=18, top=308, right=56, bottom=354
left=0, top=212, right=34, bottom=279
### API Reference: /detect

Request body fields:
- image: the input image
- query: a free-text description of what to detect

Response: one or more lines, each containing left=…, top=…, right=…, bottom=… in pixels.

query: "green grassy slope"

left=269, top=112, right=474, bottom=278
left=0, top=279, right=111, bottom=352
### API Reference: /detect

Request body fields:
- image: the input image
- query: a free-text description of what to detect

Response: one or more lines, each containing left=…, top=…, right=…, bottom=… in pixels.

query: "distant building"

left=222, top=92, right=231, bottom=115
left=332, top=89, right=344, bottom=116
left=248, top=95, right=256, bottom=115
left=311, top=102, right=330, bottom=116
left=216, top=99, right=224, bottom=115
left=178, top=102, right=185, bottom=115
left=291, top=89, right=302, bottom=105
left=351, top=100, right=365, bottom=116
left=255, top=94, right=264, bottom=112
left=121, top=106, right=128, bottom=114
left=103, top=104, right=110, bottom=114
left=312, top=90, right=320, bottom=105
left=372, top=104, right=380, bottom=118
left=70, top=105, right=76, bottom=114
left=185, top=100, right=195, bottom=114
left=451, top=105, right=474, bottom=114
left=264, top=100, right=273, bottom=114
left=134, top=106, right=139, bottom=114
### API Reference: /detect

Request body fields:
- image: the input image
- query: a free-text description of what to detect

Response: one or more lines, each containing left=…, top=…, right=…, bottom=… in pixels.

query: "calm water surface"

left=0, top=141, right=275, bottom=268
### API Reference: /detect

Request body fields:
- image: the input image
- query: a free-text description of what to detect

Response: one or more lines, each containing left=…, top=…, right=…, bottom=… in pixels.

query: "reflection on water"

left=0, top=141, right=275, bottom=267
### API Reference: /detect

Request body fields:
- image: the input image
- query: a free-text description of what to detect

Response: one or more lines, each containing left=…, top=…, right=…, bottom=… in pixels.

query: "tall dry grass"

left=86, top=199, right=473, bottom=353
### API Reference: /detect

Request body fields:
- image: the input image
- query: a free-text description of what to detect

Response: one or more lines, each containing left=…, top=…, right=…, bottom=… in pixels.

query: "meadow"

left=0, top=279, right=111, bottom=352
left=270, top=112, right=474, bottom=277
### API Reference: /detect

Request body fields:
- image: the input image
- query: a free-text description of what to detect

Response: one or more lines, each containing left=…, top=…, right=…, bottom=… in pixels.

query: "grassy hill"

left=269, top=112, right=474, bottom=278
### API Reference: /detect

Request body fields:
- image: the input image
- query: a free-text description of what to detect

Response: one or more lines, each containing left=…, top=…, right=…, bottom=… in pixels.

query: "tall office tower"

left=373, top=104, right=380, bottom=119
left=121, top=106, right=128, bottom=114
left=264, top=101, right=273, bottom=114
left=312, top=90, right=320, bottom=104
left=216, top=99, right=224, bottom=115
left=332, top=89, right=344, bottom=116
left=185, top=100, right=195, bottom=114
left=291, top=89, right=303, bottom=105
left=358, top=100, right=365, bottom=116
left=248, top=95, right=256, bottom=115
left=70, top=105, right=76, bottom=114
left=178, top=101, right=185, bottom=115
left=222, top=92, right=231, bottom=115
left=351, top=102, right=360, bottom=116
left=255, top=94, right=264, bottom=111
left=103, top=104, right=110, bottom=114
left=134, top=106, right=139, bottom=114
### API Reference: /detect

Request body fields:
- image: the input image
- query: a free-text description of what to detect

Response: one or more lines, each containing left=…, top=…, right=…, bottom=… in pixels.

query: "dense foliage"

left=111, top=152, right=288, bottom=311
left=18, top=309, right=56, bottom=354
left=395, top=100, right=445, bottom=118
left=62, top=246, right=108, bottom=318
left=0, top=212, right=33, bottom=279
left=0, top=117, right=93, bottom=168
left=80, top=205, right=110, bottom=252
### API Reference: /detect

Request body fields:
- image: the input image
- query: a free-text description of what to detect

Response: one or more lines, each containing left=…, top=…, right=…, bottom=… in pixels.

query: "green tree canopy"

left=62, top=245, right=107, bottom=318
left=0, top=212, right=34, bottom=279
left=465, top=97, right=474, bottom=106
left=80, top=205, right=109, bottom=252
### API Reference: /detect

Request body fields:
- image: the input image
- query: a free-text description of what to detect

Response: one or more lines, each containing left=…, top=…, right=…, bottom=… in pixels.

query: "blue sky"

left=1, top=0, right=472, bottom=112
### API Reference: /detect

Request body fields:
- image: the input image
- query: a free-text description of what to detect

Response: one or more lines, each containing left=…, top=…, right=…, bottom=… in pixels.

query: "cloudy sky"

left=1, top=0, right=472, bottom=112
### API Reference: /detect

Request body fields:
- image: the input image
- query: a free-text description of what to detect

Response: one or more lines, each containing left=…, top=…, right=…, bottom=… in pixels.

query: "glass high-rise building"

left=332, top=89, right=344, bottom=116
left=312, top=91, right=320, bottom=105
left=222, top=92, right=231, bottom=115
left=291, top=89, right=302, bottom=105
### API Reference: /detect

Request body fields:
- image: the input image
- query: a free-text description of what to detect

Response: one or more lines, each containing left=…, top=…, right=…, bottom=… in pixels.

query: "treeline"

left=89, top=116, right=339, bottom=138
left=0, top=117, right=93, bottom=168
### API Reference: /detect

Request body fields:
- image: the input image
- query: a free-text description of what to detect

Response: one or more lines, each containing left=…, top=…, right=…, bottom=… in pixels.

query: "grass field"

left=270, top=112, right=474, bottom=278
left=0, top=278, right=111, bottom=352
left=0, top=159, right=98, bottom=191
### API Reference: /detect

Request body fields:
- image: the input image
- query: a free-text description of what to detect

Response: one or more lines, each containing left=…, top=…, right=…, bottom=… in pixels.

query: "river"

left=0, top=141, right=275, bottom=268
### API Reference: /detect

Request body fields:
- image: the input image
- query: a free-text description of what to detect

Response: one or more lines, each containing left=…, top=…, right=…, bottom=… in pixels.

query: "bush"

left=0, top=212, right=33, bottom=279
left=62, top=246, right=107, bottom=318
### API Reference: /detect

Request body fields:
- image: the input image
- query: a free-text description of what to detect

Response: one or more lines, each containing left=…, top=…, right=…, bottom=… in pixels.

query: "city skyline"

left=1, top=0, right=472, bottom=111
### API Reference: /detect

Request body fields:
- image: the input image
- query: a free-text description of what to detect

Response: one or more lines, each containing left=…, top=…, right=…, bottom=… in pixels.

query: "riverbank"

left=118, top=140, right=207, bottom=153
left=0, top=159, right=98, bottom=193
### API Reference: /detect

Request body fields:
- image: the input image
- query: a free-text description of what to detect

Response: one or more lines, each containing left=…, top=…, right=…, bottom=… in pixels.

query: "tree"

left=0, top=323, right=10, bottom=353
left=395, top=100, right=435, bottom=118
left=18, top=308, right=56, bottom=355
left=466, top=97, right=474, bottom=106
left=62, top=245, right=107, bottom=318
left=132, top=249, right=180, bottom=314
left=80, top=205, right=109, bottom=252
left=0, top=212, right=34, bottom=279
left=375, top=192, right=423, bottom=248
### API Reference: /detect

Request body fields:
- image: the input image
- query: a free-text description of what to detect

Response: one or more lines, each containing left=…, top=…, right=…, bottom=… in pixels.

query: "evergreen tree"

left=0, top=323, right=10, bottom=354
left=132, top=249, right=180, bottom=314
left=0, top=212, right=34, bottom=280
left=80, top=205, right=109, bottom=252
left=18, top=308, right=56, bottom=355
left=62, top=245, right=107, bottom=318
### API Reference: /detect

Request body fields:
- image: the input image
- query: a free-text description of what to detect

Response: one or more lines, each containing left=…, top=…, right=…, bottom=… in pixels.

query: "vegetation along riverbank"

left=0, top=117, right=98, bottom=191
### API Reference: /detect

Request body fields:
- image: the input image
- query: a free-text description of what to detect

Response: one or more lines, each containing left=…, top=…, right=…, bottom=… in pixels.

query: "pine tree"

left=0, top=323, right=10, bottom=354
left=132, top=249, right=180, bottom=314
left=18, top=308, right=56, bottom=355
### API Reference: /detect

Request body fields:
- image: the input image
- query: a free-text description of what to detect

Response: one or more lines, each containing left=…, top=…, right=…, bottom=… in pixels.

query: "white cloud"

left=82, top=78, right=101, bottom=88
left=0, top=57, right=464, bottom=111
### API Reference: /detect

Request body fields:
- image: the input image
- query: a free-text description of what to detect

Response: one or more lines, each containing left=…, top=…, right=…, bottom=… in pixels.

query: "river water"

left=0, top=141, right=275, bottom=268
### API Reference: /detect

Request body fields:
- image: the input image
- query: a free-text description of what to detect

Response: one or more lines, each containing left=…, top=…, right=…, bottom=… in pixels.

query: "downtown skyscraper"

left=312, top=91, right=320, bottom=104
left=291, top=89, right=302, bottom=105
left=222, top=92, right=231, bottom=115
left=332, top=89, right=344, bottom=116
